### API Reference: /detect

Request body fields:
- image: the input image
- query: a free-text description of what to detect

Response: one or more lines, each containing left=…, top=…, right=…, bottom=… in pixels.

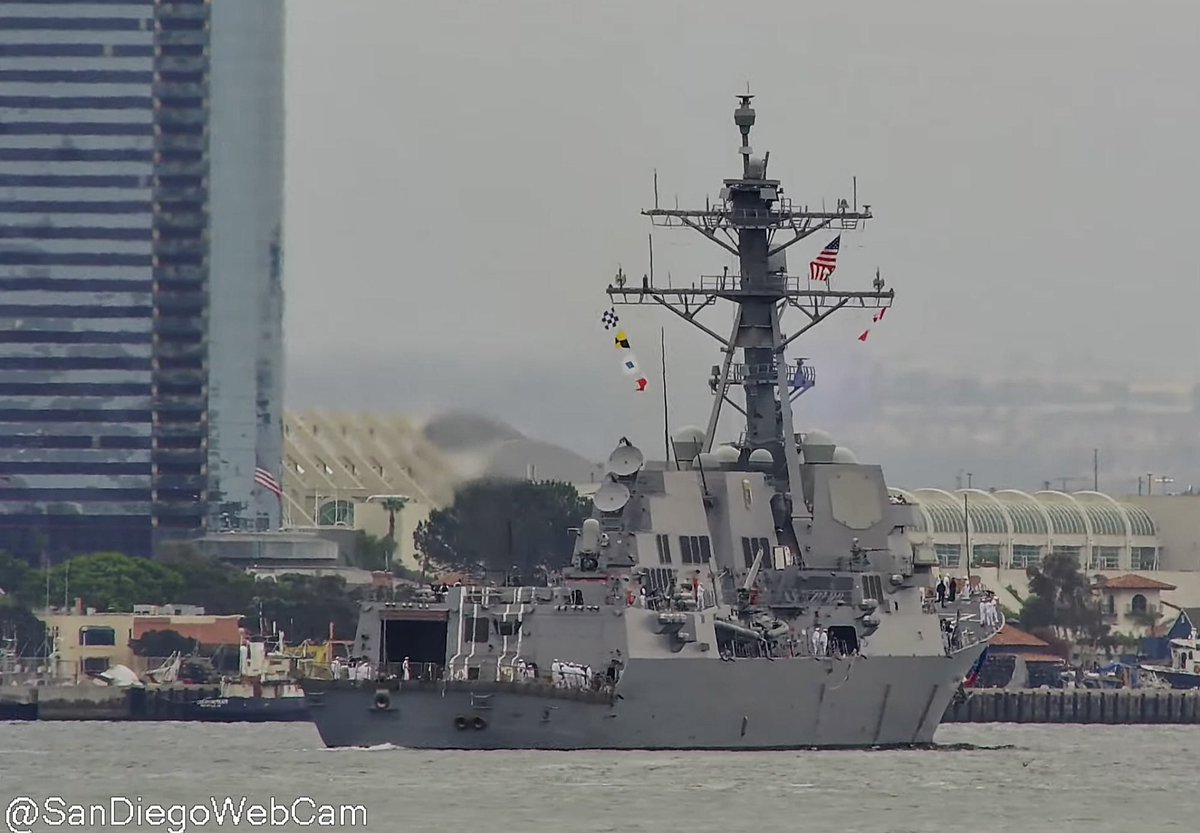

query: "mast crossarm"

left=612, top=282, right=893, bottom=306
left=776, top=297, right=852, bottom=353
left=643, top=208, right=873, bottom=223
left=676, top=215, right=740, bottom=257
left=617, top=294, right=731, bottom=348
left=721, top=394, right=747, bottom=417
left=767, top=217, right=833, bottom=258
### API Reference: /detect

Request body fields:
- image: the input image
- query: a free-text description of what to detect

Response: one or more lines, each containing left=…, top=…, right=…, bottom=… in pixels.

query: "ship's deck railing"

left=376, top=661, right=444, bottom=682
left=312, top=663, right=620, bottom=705
left=457, top=586, right=543, bottom=605
left=375, top=661, right=621, bottom=693
left=698, top=274, right=810, bottom=293
left=309, top=675, right=619, bottom=706
left=941, top=611, right=1005, bottom=658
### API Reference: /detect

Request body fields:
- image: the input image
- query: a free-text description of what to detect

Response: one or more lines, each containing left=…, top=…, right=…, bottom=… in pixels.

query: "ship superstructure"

left=303, top=95, right=997, bottom=749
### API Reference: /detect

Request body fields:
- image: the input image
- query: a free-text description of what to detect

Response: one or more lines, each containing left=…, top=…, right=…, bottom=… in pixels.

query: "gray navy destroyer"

left=303, top=95, right=998, bottom=749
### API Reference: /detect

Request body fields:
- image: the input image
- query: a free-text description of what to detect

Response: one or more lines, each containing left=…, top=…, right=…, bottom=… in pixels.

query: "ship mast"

left=607, top=94, right=892, bottom=521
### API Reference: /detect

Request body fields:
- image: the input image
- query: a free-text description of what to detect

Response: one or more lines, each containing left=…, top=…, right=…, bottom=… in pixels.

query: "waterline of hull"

left=305, top=649, right=982, bottom=750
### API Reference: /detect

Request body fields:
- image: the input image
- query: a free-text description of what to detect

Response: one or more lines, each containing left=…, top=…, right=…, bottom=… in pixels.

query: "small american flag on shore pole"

left=254, top=465, right=282, bottom=498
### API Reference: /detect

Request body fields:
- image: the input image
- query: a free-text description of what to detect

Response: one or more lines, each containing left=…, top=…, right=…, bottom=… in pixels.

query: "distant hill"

left=420, top=412, right=605, bottom=485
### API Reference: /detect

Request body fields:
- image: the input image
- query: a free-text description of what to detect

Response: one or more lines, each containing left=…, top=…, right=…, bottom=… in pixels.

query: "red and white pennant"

left=858, top=306, right=887, bottom=342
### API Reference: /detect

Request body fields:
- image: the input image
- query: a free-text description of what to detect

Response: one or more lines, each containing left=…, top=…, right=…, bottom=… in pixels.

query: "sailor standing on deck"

left=810, top=626, right=821, bottom=655
left=936, top=577, right=947, bottom=608
left=818, top=627, right=829, bottom=657
left=401, top=656, right=411, bottom=680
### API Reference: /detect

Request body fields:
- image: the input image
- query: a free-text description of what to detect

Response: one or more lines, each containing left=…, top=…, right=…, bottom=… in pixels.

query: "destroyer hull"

left=188, top=696, right=310, bottom=722
left=305, top=649, right=980, bottom=750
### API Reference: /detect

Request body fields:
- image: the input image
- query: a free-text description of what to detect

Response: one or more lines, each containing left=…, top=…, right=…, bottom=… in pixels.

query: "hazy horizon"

left=282, top=0, right=1200, bottom=470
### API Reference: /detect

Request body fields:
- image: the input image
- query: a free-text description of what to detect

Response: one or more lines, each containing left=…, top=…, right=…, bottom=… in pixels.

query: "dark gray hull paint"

left=306, top=648, right=981, bottom=750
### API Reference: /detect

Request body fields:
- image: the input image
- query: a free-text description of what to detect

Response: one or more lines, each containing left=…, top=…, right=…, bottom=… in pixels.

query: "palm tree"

left=379, top=497, right=408, bottom=571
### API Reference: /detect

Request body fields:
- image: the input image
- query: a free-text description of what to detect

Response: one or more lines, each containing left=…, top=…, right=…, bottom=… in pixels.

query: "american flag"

left=254, top=465, right=282, bottom=498
left=809, top=236, right=841, bottom=281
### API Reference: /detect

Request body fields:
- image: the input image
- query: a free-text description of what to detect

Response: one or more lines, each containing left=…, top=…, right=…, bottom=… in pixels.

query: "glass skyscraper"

left=0, top=0, right=284, bottom=559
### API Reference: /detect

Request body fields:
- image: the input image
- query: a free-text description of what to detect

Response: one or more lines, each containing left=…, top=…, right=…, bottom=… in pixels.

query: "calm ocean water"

left=0, top=721, right=1193, bottom=832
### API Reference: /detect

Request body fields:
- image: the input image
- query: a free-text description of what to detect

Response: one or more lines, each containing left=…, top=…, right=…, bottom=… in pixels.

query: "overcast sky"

left=282, top=1, right=1200, bottom=460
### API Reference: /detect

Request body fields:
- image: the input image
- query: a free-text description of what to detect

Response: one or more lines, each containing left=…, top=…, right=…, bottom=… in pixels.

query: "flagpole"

left=661, top=327, right=671, bottom=467
left=963, top=492, right=973, bottom=587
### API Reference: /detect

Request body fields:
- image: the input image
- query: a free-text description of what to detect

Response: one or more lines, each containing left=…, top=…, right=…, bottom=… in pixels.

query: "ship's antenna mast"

left=607, top=93, right=891, bottom=536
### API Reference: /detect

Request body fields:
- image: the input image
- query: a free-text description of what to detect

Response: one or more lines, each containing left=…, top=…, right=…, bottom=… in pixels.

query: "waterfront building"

left=37, top=605, right=241, bottom=681
left=897, top=488, right=1160, bottom=572
left=1094, top=573, right=1176, bottom=637
left=0, top=0, right=284, bottom=558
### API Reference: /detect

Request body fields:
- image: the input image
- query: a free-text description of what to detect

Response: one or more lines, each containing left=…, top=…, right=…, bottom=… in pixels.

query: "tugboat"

left=189, top=635, right=308, bottom=722
left=302, top=94, right=999, bottom=749
left=1140, top=632, right=1200, bottom=689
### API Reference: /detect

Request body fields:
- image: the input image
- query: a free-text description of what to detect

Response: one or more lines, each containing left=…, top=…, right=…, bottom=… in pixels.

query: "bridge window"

left=462, top=617, right=489, bottom=643
left=493, top=618, right=521, bottom=637
left=680, top=535, right=711, bottom=565
left=740, top=536, right=770, bottom=568
left=655, top=534, right=672, bottom=564
left=642, top=567, right=676, bottom=596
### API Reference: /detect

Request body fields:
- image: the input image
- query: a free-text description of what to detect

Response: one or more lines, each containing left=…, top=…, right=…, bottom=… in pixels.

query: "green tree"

left=1022, top=553, right=1110, bottom=647
left=413, top=479, right=591, bottom=578
left=156, top=549, right=256, bottom=616
left=130, top=629, right=197, bottom=657
left=0, top=551, right=35, bottom=604
left=255, top=574, right=362, bottom=642
left=46, top=552, right=184, bottom=613
left=379, top=497, right=408, bottom=569
left=349, top=531, right=396, bottom=572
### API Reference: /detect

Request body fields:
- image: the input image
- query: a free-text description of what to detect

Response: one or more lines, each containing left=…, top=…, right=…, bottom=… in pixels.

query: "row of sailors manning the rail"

left=329, top=659, right=374, bottom=680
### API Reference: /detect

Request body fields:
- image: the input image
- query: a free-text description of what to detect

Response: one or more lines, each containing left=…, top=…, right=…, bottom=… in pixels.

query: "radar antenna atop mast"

left=734, top=92, right=756, bottom=177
